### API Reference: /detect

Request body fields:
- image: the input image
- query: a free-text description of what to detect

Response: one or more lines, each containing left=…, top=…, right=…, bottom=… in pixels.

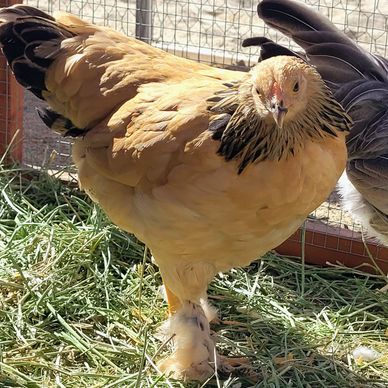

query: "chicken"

left=245, top=0, right=388, bottom=245
left=0, top=4, right=351, bottom=381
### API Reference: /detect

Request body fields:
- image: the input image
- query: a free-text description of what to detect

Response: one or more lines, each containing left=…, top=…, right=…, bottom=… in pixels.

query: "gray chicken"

left=244, top=0, right=388, bottom=245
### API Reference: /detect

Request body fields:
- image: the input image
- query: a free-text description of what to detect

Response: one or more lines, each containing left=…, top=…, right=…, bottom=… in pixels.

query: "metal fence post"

left=135, top=0, right=153, bottom=43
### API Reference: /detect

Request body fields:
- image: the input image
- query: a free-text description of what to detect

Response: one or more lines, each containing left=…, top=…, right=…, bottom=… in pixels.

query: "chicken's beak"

left=271, top=101, right=288, bottom=129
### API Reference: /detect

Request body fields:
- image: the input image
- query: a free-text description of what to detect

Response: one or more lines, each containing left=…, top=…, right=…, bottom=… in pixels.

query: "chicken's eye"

left=293, top=82, right=299, bottom=92
left=255, top=88, right=260, bottom=95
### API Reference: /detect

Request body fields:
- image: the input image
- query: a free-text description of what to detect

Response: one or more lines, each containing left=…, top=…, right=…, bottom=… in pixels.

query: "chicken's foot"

left=157, top=300, right=218, bottom=381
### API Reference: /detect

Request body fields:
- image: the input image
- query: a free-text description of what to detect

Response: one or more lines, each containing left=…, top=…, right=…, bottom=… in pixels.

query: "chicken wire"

left=12, top=0, right=388, bottom=255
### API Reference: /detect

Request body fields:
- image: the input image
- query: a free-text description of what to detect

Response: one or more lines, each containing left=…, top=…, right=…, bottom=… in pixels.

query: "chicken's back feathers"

left=253, top=0, right=388, bottom=244
left=0, top=5, right=232, bottom=132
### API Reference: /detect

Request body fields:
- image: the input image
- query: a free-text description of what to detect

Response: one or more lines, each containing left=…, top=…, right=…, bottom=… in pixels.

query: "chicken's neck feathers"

left=209, top=78, right=350, bottom=174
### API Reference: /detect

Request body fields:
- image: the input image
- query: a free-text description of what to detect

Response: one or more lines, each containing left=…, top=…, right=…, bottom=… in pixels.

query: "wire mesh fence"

left=4, top=0, right=388, bottom=266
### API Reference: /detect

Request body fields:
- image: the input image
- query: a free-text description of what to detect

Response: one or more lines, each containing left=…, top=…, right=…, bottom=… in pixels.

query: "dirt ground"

left=21, top=0, right=379, bottom=230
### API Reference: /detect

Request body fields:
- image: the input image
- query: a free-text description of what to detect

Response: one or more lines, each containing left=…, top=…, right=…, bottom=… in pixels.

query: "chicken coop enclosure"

left=1, top=0, right=388, bottom=272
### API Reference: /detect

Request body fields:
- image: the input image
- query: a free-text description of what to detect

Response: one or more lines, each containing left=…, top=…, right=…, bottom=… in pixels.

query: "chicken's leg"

left=164, top=285, right=217, bottom=321
left=159, top=285, right=255, bottom=380
left=164, top=286, right=181, bottom=314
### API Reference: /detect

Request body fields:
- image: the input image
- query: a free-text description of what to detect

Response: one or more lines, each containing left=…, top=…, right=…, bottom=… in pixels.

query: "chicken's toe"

left=218, top=356, right=257, bottom=379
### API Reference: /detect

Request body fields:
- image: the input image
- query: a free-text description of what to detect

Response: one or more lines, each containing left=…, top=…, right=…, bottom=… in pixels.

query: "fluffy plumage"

left=0, top=4, right=350, bottom=380
left=245, top=0, right=388, bottom=245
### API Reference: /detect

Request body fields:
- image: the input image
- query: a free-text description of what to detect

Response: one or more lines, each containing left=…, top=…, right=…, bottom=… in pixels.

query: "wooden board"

left=0, top=0, right=24, bottom=162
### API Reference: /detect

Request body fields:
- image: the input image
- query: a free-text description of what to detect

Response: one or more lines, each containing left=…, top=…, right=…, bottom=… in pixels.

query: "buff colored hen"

left=0, top=5, right=350, bottom=381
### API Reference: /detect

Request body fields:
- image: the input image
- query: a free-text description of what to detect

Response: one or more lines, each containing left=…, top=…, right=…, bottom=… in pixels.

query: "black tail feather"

left=0, top=7, right=74, bottom=99
left=37, top=107, right=84, bottom=137
left=0, top=5, right=83, bottom=135
left=13, top=60, right=46, bottom=91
